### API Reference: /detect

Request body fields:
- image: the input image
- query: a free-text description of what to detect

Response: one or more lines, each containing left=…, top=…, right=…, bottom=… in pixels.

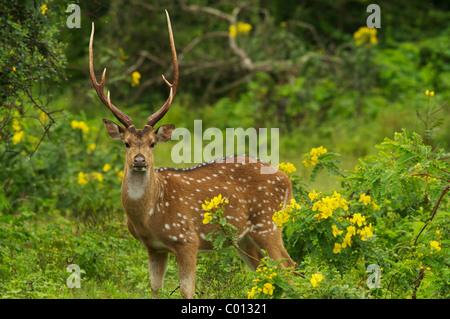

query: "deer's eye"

left=150, top=142, right=156, bottom=148
left=124, top=142, right=130, bottom=148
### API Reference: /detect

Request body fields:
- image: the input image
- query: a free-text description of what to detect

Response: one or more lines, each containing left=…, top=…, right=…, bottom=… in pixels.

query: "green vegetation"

left=1, top=0, right=449, bottom=299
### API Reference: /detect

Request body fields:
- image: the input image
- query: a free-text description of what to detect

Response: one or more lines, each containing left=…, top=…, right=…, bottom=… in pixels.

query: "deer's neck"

left=121, top=166, right=163, bottom=219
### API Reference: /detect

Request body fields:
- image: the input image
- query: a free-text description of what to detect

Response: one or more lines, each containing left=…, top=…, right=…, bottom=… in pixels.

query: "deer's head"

left=89, top=11, right=178, bottom=172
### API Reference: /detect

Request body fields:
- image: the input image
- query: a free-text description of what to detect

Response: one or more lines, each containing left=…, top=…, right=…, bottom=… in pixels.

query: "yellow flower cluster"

left=248, top=267, right=277, bottom=298
left=41, top=4, right=48, bottom=15
left=131, top=71, right=141, bottom=87
left=310, top=273, right=323, bottom=287
left=38, top=109, right=49, bottom=123
left=202, top=194, right=229, bottom=224
left=312, top=191, right=348, bottom=221
left=425, top=89, right=435, bottom=97
left=353, top=26, right=377, bottom=47
left=308, top=189, right=320, bottom=201
left=77, top=171, right=104, bottom=186
left=118, top=170, right=124, bottom=182
left=332, top=213, right=374, bottom=254
left=12, top=119, right=24, bottom=145
left=358, top=193, right=380, bottom=210
left=77, top=172, right=89, bottom=186
left=278, top=162, right=296, bottom=175
left=77, top=165, right=114, bottom=186
left=71, top=120, right=89, bottom=133
left=272, top=198, right=301, bottom=228
left=302, top=146, right=327, bottom=167
left=429, top=240, right=441, bottom=252
left=229, top=22, right=252, bottom=38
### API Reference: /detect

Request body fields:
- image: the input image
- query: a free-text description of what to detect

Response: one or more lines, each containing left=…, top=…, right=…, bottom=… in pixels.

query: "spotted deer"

left=89, top=11, right=294, bottom=298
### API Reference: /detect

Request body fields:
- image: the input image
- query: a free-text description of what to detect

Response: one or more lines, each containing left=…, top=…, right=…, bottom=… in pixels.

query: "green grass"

left=0, top=211, right=254, bottom=299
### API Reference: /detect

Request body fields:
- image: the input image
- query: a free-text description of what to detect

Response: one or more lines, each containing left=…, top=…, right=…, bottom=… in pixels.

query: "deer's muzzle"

left=133, top=154, right=147, bottom=171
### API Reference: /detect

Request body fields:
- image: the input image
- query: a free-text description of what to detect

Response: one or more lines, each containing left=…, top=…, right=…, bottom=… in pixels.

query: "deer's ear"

left=103, top=119, right=125, bottom=141
left=155, top=124, right=175, bottom=143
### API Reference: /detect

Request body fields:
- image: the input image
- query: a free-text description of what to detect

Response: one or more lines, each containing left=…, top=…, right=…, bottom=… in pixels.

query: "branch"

left=413, top=186, right=449, bottom=246
left=181, top=4, right=233, bottom=22
left=124, top=50, right=166, bottom=76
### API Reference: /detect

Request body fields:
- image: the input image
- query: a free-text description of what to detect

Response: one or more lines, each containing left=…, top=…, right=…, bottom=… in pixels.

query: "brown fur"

left=104, top=122, right=294, bottom=298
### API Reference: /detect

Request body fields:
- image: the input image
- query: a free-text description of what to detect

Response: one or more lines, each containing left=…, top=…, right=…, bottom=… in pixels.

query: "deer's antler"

left=147, top=10, right=179, bottom=127
left=89, top=22, right=133, bottom=128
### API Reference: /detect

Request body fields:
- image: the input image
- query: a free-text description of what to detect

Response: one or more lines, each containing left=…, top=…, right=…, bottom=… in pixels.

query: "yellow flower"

left=358, top=193, right=371, bottom=205
left=229, top=22, right=252, bottom=38
left=308, top=190, right=319, bottom=202
left=118, top=170, right=124, bottom=182
left=237, top=22, right=252, bottom=34
left=262, top=282, right=274, bottom=295
left=312, top=192, right=346, bottom=220
left=71, top=120, right=89, bottom=133
left=372, top=202, right=381, bottom=210
left=12, top=130, right=24, bottom=145
left=333, top=243, right=342, bottom=254
left=131, top=71, right=141, bottom=87
left=247, top=286, right=258, bottom=299
left=358, top=224, right=374, bottom=241
left=273, top=198, right=300, bottom=228
left=272, top=210, right=290, bottom=228
left=346, top=226, right=356, bottom=238
left=278, top=162, right=296, bottom=175
left=302, top=146, right=327, bottom=167
left=350, top=213, right=366, bottom=227
left=229, top=25, right=237, bottom=38
left=87, top=143, right=96, bottom=154
left=40, top=4, right=48, bottom=15
left=353, top=26, right=377, bottom=47
left=202, top=212, right=213, bottom=224
left=280, top=21, right=287, bottom=28
left=77, top=172, right=89, bottom=186
left=103, top=163, right=112, bottom=172
left=202, top=194, right=228, bottom=212
left=310, top=273, right=323, bottom=287
left=38, top=110, right=48, bottom=122
left=342, top=234, right=352, bottom=248
left=13, top=66, right=16, bottom=72
left=332, top=225, right=343, bottom=238
left=429, top=240, right=441, bottom=251
left=425, top=89, right=435, bottom=97
left=12, top=119, right=21, bottom=132
left=91, top=172, right=103, bottom=182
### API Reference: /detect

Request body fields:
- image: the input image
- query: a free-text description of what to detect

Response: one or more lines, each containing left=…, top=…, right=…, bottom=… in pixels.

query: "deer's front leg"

left=148, top=250, right=168, bottom=298
left=174, top=245, right=198, bottom=299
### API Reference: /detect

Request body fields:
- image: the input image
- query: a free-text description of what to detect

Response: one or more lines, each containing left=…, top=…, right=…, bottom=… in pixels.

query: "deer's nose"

left=133, top=154, right=146, bottom=167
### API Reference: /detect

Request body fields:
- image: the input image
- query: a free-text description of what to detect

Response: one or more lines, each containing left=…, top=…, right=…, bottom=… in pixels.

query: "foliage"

left=0, top=212, right=152, bottom=298
left=0, top=111, right=123, bottom=219
left=0, top=0, right=449, bottom=299
left=269, top=130, right=448, bottom=299
left=0, top=0, right=66, bottom=159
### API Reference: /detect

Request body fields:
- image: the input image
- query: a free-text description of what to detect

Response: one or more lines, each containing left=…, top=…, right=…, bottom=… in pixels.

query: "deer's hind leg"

left=237, top=234, right=264, bottom=270
left=248, top=225, right=295, bottom=269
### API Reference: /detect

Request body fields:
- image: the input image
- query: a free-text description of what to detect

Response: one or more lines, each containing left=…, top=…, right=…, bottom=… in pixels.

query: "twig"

left=181, top=4, right=233, bottom=22
left=409, top=268, right=425, bottom=299
left=169, top=285, right=180, bottom=296
left=231, top=242, right=261, bottom=263
left=413, top=186, right=449, bottom=246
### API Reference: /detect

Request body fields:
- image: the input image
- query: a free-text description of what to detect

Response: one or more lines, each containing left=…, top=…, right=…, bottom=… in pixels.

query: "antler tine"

left=147, top=10, right=179, bottom=127
left=89, top=22, right=133, bottom=128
